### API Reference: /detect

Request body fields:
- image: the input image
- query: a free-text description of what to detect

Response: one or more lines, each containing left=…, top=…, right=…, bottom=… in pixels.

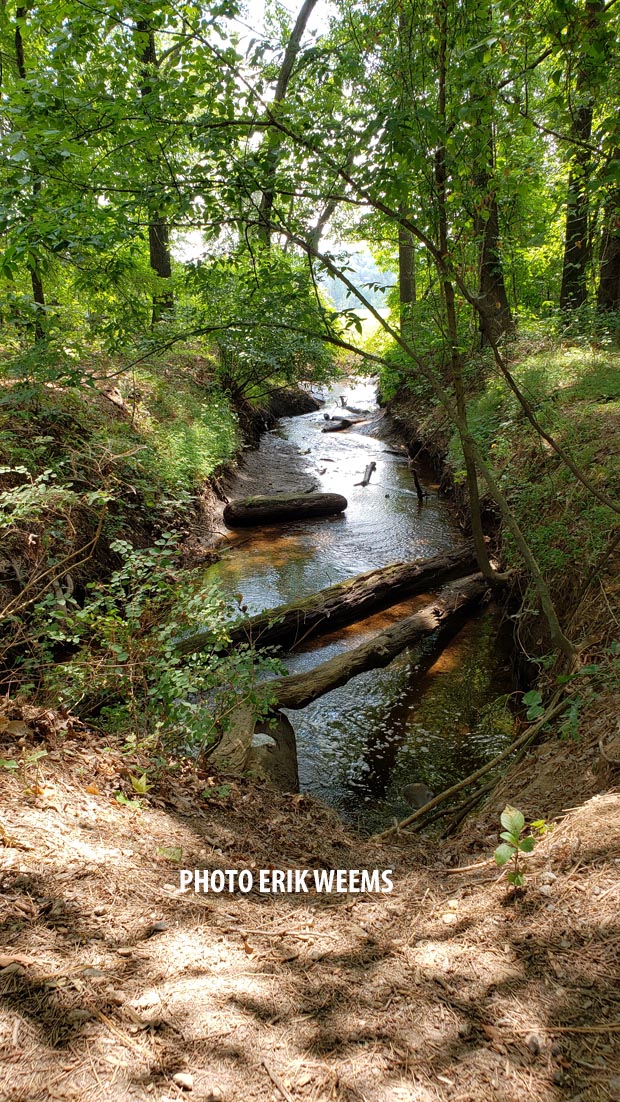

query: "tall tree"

left=559, top=0, right=604, bottom=312
left=13, top=4, right=46, bottom=341
left=135, top=18, right=173, bottom=323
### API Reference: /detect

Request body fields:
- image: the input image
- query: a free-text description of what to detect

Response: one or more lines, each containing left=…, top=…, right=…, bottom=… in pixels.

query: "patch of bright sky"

left=172, top=0, right=395, bottom=304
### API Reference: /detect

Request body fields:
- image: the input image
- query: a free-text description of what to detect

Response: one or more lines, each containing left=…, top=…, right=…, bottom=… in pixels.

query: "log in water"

left=271, top=573, right=488, bottom=709
left=175, top=545, right=476, bottom=657
left=223, top=491, right=347, bottom=527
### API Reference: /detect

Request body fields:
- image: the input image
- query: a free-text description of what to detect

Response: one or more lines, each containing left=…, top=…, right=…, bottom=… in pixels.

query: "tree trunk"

left=258, top=0, right=318, bottom=245
left=136, top=21, right=174, bottom=323
left=559, top=0, right=604, bottom=312
left=597, top=187, right=620, bottom=312
left=15, top=8, right=46, bottom=343
left=175, top=545, right=477, bottom=657
left=271, top=573, right=488, bottom=709
left=435, top=5, right=500, bottom=586
left=475, top=173, right=514, bottom=346
left=398, top=209, right=416, bottom=343
left=223, top=491, right=347, bottom=527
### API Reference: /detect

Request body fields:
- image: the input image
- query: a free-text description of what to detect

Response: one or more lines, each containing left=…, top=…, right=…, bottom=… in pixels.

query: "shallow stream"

left=209, top=382, right=514, bottom=831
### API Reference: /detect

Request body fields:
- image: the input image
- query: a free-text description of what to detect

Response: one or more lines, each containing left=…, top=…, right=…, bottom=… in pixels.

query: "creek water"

left=209, top=381, right=514, bottom=831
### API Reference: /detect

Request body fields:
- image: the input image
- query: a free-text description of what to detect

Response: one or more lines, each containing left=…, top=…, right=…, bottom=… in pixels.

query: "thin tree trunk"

left=14, top=7, right=46, bottom=343
left=258, top=0, right=318, bottom=245
left=436, top=2, right=500, bottom=586
left=471, top=5, right=513, bottom=345
left=136, top=21, right=174, bottom=323
left=399, top=209, right=416, bottom=343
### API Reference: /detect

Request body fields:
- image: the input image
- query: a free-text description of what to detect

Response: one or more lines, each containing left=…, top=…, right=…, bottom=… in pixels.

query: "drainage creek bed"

left=209, top=381, right=515, bottom=832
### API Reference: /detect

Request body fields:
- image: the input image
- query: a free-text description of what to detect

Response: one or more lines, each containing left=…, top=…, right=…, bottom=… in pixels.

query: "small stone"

left=441, top=913, right=458, bottom=925
left=540, top=871, right=557, bottom=883
left=173, top=1072, right=194, bottom=1092
left=146, top=920, right=169, bottom=937
left=67, top=1008, right=93, bottom=1023
left=539, top=884, right=553, bottom=897
left=525, top=1032, right=543, bottom=1055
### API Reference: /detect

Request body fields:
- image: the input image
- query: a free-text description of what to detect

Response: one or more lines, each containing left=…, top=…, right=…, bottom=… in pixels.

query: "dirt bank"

left=1, top=711, right=619, bottom=1102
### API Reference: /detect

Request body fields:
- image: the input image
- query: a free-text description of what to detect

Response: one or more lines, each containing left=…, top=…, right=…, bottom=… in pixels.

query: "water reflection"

left=208, top=381, right=514, bottom=828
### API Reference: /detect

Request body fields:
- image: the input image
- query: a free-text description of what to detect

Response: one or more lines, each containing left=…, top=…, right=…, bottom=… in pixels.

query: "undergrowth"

left=0, top=350, right=247, bottom=750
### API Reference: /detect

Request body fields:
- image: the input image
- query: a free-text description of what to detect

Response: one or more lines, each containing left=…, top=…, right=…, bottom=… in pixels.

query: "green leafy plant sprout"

left=494, top=805, right=536, bottom=888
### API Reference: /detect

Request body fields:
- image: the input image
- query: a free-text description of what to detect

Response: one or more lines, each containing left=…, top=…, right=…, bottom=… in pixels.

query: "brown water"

left=209, top=381, right=514, bottom=830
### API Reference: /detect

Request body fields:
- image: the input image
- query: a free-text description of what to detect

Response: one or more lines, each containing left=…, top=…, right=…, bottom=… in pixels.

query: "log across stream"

left=206, top=381, right=515, bottom=830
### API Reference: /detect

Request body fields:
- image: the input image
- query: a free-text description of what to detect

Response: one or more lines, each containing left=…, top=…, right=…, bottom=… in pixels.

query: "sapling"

left=494, top=805, right=536, bottom=887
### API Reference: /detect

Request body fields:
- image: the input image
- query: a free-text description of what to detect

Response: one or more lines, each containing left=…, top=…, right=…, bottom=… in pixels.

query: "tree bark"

left=475, top=170, right=514, bottom=346
left=597, top=186, right=620, bottom=312
left=14, top=7, right=46, bottom=343
left=223, top=491, right=347, bottom=527
left=175, top=545, right=477, bottom=657
left=271, top=573, right=488, bottom=709
left=398, top=209, right=416, bottom=343
left=559, top=0, right=604, bottom=312
left=136, top=21, right=174, bottom=323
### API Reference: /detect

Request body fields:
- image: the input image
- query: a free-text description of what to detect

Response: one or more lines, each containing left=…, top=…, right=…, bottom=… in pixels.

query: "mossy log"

left=175, top=545, right=476, bottom=657
left=223, top=491, right=347, bottom=528
left=271, top=573, right=488, bottom=709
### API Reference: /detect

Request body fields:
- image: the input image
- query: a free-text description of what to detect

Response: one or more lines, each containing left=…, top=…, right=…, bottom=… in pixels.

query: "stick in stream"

left=372, top=696, right=570, bottom=841
left=355, top=461, right=376, bottom=487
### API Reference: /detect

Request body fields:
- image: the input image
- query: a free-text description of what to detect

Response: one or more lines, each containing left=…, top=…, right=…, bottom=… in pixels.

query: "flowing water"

left=209, top=381, right=514, bottom=831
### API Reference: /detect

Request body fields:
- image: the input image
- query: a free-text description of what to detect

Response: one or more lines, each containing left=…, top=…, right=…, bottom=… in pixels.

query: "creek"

left=209, top=381, right=514, bottom=832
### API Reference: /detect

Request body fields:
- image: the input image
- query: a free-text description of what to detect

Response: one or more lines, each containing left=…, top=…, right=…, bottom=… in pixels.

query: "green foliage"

left=25, top=537, right=281, bottom=753
left=494, top=805, right=538, bottom=888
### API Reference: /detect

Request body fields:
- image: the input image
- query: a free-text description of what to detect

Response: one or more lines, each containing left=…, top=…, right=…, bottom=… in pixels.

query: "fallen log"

left=223, top=491, right=347, bottom=528
left=271, top=573, right=488, bottom=709
left=321, top=418, right=353, bottom=432
left=175, top=545, right=477, bottom=657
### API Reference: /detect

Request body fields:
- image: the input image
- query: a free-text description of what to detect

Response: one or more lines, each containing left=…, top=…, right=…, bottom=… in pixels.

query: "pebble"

left=539, top=884, right=553, bottom=897
left=525, top=1032, right=543, bottom=1055
left=173, top=1072, right=194, bottom=1091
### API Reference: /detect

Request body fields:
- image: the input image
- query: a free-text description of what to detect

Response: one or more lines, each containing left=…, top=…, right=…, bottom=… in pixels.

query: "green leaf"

left=500, top=806, right=525, bottom=836
left=507, top=871, right=524, bottom=887
left=494, top=843, right=514, bottom=866
left=156, top=845, right=183, bottom=862
left=0, top=759, right=18, bottom=771
left=500, top=830, right=519, bottom=843
left=129, top=772, right=151, bottom=794
left=522, top=690, right=542, bottom=707
left=115, top=792, right=142, bottom=809
left=519, top=836, right=535, bottom=853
